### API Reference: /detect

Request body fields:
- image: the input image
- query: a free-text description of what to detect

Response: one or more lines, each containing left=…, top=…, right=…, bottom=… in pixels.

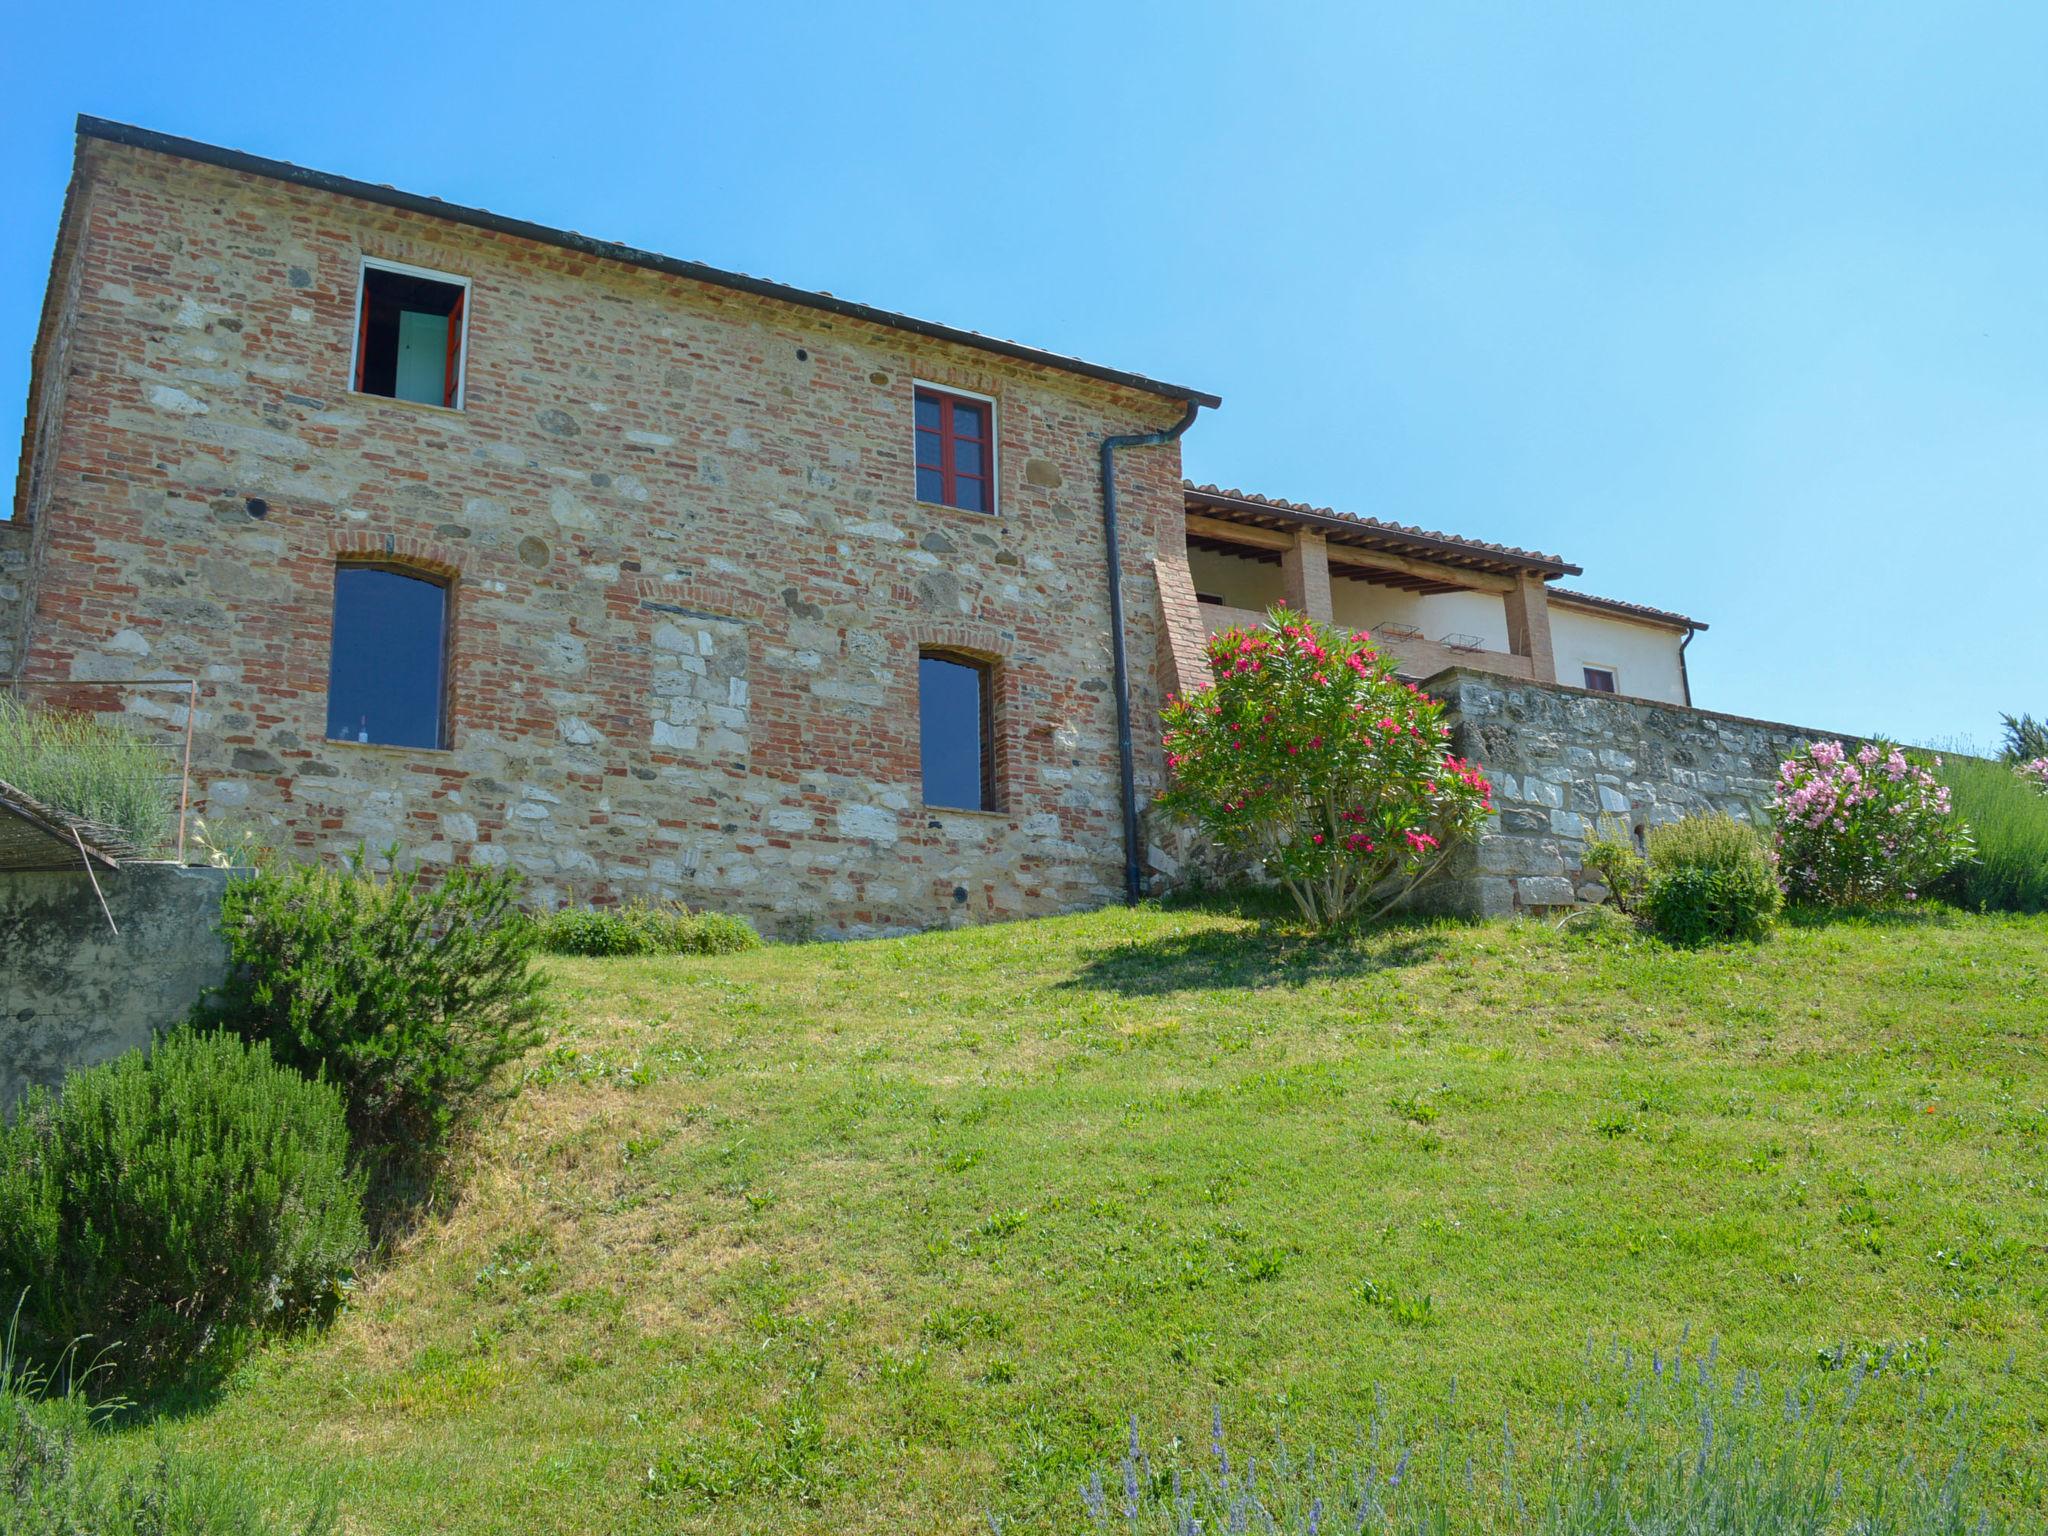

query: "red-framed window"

left=914, top=387, right=993, bottom=513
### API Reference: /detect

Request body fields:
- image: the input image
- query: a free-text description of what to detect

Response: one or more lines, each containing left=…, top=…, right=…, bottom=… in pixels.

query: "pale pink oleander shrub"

left=2016, top=756, right=2048, bottom=794
left=1770, top=739, right=1972, bottom=907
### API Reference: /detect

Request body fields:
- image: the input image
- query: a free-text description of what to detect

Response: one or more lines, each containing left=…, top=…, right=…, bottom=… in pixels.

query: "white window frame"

left=911, top=378, right=1000, bottom=516
left=348, top=256, right=474, bottom=411
left=1582, top=664, right=1620, bottom=694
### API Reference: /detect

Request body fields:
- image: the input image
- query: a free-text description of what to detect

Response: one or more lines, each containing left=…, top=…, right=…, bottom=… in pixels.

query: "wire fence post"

left=177, top=679, right=196, bottom=863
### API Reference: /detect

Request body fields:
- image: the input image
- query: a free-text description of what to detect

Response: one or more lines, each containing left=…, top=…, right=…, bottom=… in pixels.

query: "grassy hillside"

left=119, top=902, right=2047, bottom=1532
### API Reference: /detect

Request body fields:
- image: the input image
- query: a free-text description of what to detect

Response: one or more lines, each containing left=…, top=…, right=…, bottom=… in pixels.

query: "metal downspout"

left=1099, top=399, right=1203, bottom=904
left=1679, top=626, right=1697, bottom=707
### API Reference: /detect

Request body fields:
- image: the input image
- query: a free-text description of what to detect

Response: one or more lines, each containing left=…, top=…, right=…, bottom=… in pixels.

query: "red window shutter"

left=354, top=285, right=371, bottom=392
left=443, top=290, right=466, bottom=408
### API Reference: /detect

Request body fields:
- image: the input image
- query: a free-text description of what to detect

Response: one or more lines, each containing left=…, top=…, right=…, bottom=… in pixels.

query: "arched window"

left=326, top=563, right=451, bottom=749
left=918, top=649, right=996, bottom=811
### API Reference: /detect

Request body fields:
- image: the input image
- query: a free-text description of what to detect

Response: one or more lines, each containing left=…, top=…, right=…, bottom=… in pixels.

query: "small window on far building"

left=918, top=650, right=995, bottom=811
left=1583, top=667, right=1618, bottom=693
left=354, top=261, right=468, bottom=408
left=327, top=564, right=451, bottom=749
left=914, top=386, right=994, bottom=513
left=1195, top=591, right=1224, bottom=606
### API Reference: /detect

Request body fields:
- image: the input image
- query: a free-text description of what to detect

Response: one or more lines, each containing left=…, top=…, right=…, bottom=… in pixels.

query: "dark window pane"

left=951, top=400, right=985, bottom=437
left=953, top=477, right=986, bottom=513
left=952, top=441, right=983, bottom=476
left=326, top=566, right=447, bottom=748
left=1583, top=669, right=1616, bottom=693
left=920, top=654, right=988, bottom=810
left=915, top=393, right=941, bottom=429
left=357, top=267, right=465, bottom=404
left=917, top=466, right=946, bottom=503
left=916, top=427, right=943, bottom=468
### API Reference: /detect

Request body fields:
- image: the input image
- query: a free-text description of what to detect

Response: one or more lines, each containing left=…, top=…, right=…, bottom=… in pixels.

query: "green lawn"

left=123, top=902, right=2047, bottom=1532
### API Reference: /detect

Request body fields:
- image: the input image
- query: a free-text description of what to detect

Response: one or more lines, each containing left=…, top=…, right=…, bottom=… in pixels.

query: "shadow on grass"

left=1065, top=889, right=1461, bottom=996
left=1779, top=902, right=1967, bottom=932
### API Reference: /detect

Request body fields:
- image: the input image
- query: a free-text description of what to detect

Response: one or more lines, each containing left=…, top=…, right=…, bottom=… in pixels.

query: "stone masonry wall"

left=16, top=138, right=1196, bottom=937
left=1426, top=667, right=1838, bottom=916
left=0, top=863, right=233, bottom=1113
left=0, top=521, right=26, bottom=677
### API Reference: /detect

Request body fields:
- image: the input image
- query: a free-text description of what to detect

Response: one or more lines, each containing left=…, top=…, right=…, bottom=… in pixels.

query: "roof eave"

left=1184, top=486, right=1582, bottom=579
left=74, top=115, right=1221, bottom=411
left=1550, top=589, right=1707, bottom=632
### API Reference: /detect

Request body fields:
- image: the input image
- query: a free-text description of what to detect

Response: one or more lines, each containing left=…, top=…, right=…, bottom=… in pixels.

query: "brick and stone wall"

left=0, top=863, right=233, bottom=1113
left=15, top=138, right=1195, bottom=937
left=1425, top=667, right=1838, bottom=915
left=0, top=521, right=27, bottom=677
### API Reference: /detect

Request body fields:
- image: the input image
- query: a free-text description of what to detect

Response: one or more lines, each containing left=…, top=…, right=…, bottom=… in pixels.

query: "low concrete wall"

left=1, top=862, right=232, bottom=1111
left=1424, top=668, right=1844, bottom=916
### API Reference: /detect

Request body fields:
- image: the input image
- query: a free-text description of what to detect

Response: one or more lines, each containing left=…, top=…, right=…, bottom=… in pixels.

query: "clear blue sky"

left=4, top=2, right=2041, bottom=747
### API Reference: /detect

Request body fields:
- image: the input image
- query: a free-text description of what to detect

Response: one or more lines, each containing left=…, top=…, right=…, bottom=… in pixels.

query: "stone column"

left=1504, top=574, right=1556, bottom=681
left=1281, top=530, right=1333, bottom=624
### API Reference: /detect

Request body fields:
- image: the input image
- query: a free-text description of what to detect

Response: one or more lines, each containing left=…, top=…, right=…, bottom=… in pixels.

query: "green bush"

left=533, top=901, right=762, bottom=957
left=1642, top=813, right=1781, bottom=944
left=2001, top=711, right=2048, bottom=762
left=0, top=695, right=173, bottom=850
left=0, top=1030, right=363, bottom=1398
left=1931, top=756, right=2048, bottom=913
left=200, top=850, right=548, bottom=1174
left=1646, top=812, right=1770, bottom=876
left=1578, top=816, right=1647, bottom=911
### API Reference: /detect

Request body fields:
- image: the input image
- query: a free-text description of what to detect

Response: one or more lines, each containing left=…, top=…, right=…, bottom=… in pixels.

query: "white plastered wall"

left=1187, top=546, right=1286, bottom=611
left=1329, top=577, right=1512, bottom=652
left=1549, top=603, right=1689, bottom=703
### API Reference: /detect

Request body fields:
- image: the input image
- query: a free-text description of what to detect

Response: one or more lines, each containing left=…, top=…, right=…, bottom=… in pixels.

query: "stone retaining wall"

left=1424, top=668, right=1844, bottom=916
left=0, top=863, right=233, bottom=1111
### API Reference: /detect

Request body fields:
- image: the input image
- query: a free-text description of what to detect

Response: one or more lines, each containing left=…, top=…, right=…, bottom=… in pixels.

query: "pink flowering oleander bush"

left=1158, top=606, right=1494, bottom=928
left=2017, top=757, right=2048, bottom=794
left=1770, top=739, right=1973, bottom=907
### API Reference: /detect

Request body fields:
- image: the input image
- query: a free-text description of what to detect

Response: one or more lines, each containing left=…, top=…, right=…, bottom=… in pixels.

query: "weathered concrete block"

left=1, top=864, right=234, bottom=1113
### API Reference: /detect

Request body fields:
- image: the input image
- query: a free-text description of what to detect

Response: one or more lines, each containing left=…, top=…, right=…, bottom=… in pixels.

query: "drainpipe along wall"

left=1099, top=399, right=1203, bottom=904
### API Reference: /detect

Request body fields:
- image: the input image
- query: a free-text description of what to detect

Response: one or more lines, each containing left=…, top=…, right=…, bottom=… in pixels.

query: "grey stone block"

left=1515, top=875, right=1580, bottom=907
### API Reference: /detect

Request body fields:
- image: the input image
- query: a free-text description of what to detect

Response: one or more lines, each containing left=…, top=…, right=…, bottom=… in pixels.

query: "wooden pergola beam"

left=1186, top=513, right=1516, bottom=594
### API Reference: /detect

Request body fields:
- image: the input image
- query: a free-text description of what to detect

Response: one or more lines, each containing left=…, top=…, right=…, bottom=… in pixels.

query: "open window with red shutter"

left=441, top=289, right=466, bottom=408
left=352, top=259, right=470, bottom=409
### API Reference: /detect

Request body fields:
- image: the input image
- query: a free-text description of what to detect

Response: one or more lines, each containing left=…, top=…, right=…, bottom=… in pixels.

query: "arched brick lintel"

left=330, top=529, right=469, bottom=582
left=911, top=622, right=1010, bottom=663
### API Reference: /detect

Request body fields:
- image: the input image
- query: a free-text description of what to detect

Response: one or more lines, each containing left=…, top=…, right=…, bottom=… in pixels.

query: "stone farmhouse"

left=5, top=118, right=1744, bottom=937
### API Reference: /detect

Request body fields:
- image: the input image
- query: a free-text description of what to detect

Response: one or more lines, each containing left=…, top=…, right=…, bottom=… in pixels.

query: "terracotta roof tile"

left=1550, top=588, right=1706, bottom=631
left=1183, top=482, right=1580, bottom=575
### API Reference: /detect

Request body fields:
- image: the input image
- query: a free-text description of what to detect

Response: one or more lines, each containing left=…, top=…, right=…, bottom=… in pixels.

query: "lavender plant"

left=1055, top=1340, right=2029, bottom=1535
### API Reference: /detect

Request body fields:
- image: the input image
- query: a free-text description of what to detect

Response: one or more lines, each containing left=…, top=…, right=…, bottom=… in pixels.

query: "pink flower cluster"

left=2018, top=757, right=2048, bottom=793
left=1775, top=741, right=1945, bottom=833
left=1771, top=738, right=1969, bottom=906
